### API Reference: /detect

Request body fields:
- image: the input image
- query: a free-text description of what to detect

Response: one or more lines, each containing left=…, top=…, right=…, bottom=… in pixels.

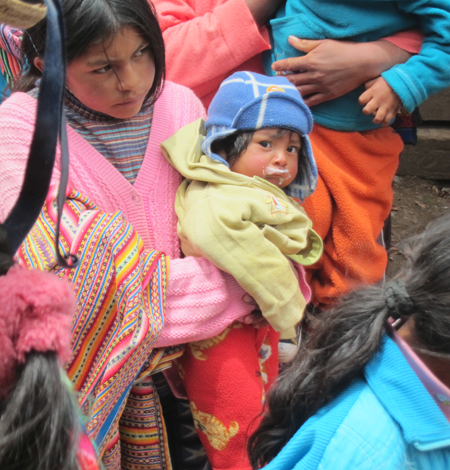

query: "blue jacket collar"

left=364, top=335, right=450, bottom=451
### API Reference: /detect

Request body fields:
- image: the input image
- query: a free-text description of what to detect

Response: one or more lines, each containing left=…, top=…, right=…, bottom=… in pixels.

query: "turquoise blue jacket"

left=263, top=336, right=450, bottom=470
left=265, top=0, right=450, bottom=131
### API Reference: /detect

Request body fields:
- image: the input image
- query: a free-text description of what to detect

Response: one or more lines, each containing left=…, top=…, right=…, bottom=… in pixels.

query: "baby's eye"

left=287, top=146, right=299, bottom=154
left=93, top=64, right=111, bottom=74
left=259, top=141, right=271, bottom=148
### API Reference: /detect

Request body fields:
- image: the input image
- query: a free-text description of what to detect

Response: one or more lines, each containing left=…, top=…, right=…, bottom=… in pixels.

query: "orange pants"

left=177, top=324, right=280, bottom=470
left=302, top=124, right=404, bottom=307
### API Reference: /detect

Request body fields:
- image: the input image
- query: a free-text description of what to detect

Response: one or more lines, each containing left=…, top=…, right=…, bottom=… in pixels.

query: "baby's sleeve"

left=180, top=195, right=307, bottom=337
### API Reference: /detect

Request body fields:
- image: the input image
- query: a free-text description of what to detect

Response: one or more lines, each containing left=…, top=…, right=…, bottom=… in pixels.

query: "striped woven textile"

left=0, top=25, right=22, bottom=102
left=0, top=25, right=22, bottom=82
left=18, top=185, right=182, bottom=470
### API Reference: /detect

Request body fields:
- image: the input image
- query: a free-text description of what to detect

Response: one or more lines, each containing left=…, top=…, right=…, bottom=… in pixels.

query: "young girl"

left=0, top=0, right=263, bottom=468
left=249, top=212, right=450, bottom=469
left=265, top=1, right=450, bottom=307
left=0, top=2, right=99, bottom=468
left=161, top=71, right=323, bottom=469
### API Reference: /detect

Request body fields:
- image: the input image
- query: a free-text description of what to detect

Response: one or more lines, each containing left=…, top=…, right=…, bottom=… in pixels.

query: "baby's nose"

left=273, top=150, right=288, bottom=165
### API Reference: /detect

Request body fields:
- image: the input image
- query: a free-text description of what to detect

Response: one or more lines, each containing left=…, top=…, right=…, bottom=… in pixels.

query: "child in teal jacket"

left=264, top=0, right=450, bottom=308
left=267, top=0, right=450, bottom=131
left=250, top=213, right=450, bottom=470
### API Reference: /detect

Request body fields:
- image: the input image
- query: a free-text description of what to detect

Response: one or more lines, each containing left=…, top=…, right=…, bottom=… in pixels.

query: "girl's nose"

left=118, top=64, right=140, bottom=91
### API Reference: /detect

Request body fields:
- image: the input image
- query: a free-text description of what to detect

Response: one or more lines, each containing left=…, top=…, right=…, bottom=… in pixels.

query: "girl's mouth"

left=116, top=93, right=144, bottom=106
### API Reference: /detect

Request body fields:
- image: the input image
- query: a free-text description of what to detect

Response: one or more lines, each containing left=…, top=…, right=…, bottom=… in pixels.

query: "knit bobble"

left=0, top=265, right=76, bottom=399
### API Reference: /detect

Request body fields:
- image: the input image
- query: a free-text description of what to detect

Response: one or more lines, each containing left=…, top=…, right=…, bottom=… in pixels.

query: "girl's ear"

left=34, top=57, right=44, bottom=72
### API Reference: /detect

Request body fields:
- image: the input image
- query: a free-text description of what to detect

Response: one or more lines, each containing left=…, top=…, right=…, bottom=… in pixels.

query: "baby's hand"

left=358, top=77, right=401, bottom=127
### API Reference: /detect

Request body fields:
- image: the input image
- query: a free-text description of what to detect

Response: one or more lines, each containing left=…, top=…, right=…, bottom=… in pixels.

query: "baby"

left=162, top=71, right=322, bottom=470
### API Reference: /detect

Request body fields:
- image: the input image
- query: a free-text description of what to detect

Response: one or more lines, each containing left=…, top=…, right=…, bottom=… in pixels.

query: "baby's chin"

left=263, top=175, right=292, bottom=188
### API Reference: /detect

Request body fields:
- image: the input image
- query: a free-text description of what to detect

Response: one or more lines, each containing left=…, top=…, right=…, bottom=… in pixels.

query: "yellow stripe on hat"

left=266, top=85, right=285, bottom=93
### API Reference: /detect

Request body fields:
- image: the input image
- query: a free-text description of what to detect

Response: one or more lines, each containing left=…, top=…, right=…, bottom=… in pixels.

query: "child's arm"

left=380, top=1, right=450, bottom=112
left=271, top=36, right=414, bottom=107
left=358, top=77, right=401, bottom=127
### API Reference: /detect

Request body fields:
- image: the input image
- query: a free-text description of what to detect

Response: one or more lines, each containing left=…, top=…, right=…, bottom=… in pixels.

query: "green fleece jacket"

left=161, top=119, right=323, bottom=339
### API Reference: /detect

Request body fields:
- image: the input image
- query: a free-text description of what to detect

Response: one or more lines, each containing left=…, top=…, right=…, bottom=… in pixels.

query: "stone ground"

left=387, top=175, right=450, bottom=277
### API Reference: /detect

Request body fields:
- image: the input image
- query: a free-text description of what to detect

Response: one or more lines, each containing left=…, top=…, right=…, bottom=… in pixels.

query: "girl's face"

left=65, top=27, right=155, bottom=119
left=230, top=129, right=300, bottom=188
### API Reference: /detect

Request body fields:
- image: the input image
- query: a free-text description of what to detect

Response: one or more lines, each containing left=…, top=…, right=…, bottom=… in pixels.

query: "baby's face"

left=231, top=129, right=300, bottom=188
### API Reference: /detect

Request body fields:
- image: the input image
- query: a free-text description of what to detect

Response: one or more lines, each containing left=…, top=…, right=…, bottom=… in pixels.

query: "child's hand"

left=359, top=77, right=401, bottom=126
left=238, top=294, right=270, bottom=328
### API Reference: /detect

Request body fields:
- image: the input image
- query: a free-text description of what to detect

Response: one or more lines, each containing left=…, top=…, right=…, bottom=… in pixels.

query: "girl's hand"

left=238, top=294, right=270, bottom=328
left=359, top=77, right=401, bottom=127
left=272, top=36, right=412, bottom=107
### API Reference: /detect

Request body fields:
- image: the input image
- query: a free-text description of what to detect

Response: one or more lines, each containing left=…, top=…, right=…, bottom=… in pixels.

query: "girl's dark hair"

left=249, top=212, right=450, bottom=468
left=0, top=352, right=80, bottom=470
left=16, top=0, right=165, bottom=105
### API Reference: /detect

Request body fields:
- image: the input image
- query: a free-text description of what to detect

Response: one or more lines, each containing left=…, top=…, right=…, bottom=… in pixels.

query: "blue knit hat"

left=203, top=71, right=317, bottom=200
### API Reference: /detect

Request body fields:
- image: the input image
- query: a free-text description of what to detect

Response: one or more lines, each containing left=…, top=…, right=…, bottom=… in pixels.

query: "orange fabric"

left=178, top=324, right=280, bottom=470
left=302, top=124, right=404, bottom=307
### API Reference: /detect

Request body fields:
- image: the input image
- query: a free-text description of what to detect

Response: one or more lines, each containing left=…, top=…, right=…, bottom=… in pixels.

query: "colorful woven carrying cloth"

left=17, top=185, right=179, bottom=470
left=0, top=25, right=22, bottom=102
left=0, top=25, right=22, bottom=81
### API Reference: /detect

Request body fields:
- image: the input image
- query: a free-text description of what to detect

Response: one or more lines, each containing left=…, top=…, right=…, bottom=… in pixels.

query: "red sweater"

left=154, top=0, right=271, bottom=106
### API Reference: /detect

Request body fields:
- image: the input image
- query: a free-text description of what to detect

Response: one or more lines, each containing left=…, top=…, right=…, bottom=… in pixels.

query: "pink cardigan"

left=0, top=81, right=254, bottom=346
left=154, top=0, right=271, bottom=107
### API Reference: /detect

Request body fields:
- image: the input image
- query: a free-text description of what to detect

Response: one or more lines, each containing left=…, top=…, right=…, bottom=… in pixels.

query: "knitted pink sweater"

left=0, top=81, right=254, bottom=346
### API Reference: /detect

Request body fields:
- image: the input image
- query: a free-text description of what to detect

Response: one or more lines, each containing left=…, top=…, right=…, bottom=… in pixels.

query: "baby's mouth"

left=262, top=167, right=291, bottom=186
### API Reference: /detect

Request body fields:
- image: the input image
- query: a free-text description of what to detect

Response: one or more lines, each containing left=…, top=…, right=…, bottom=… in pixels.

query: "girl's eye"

left=287, top=146, right=299, bottom=154
left=259, top=141, right=271, bottom=148
left=135, top=45, right=150, bottom=57
left=93, top=64, right=111, bottom=74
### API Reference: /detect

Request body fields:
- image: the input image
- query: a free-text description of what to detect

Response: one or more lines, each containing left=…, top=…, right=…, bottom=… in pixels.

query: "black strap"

left=1, top=0, right=78, bottom=269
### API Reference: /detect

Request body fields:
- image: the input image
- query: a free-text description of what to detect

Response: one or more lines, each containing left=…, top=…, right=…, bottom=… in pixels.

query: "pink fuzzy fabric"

left=0, top=265, right=76, bottom=399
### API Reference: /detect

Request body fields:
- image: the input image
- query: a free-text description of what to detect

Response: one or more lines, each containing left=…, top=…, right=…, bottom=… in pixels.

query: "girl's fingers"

left=242, top=293, right=257, bottom=305
left=287, top=36, right=323, bottom=53
left=303, top=93, right=327, bottom=107
left=272, top=56, right=307, bottom=72
left=284, top=72, right=314, bottom=87
left=362, top=99, right=378, bottom=116
left=292, top=83, right=318, bottom=97
left=383, top=108, right=398, bottom=126
left=358, top=89, right=371, bottom=106
left=372, top=106, right=387, bottom=125
left=240, top=311, right=269, bottom=328
left=364, top=78, right=377, bottom=89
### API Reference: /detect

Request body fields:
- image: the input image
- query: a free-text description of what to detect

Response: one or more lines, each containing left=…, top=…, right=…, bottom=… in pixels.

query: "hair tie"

left=0, top=265, right=76, bottom=400
left=384, top=279, right=415, bottom=320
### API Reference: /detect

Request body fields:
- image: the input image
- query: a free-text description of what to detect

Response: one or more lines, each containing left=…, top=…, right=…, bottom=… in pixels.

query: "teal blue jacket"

left=265, top=0, right=450, bottom=131
left=263, top=336, right=450, bottom=470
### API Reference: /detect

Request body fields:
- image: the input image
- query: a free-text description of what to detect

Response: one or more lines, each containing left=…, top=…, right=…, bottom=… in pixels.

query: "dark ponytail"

left=249, top=212, right=450, bottom=468
left=0, top=352, right=80, bottom=470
